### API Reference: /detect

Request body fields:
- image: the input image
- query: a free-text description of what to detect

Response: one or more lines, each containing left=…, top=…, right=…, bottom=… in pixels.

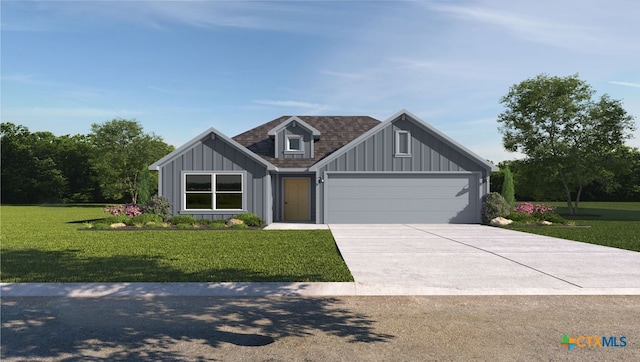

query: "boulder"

left=490, top=217, right=513, bottom=226
left=228, top=218, right=244, bottom=225
left=540, top=220, right=553, bottom=225
left=110, top=222, right=127, bottom=229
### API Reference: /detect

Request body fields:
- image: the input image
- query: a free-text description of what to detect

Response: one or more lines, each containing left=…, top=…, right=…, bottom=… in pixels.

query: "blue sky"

left=2, top=0, right=639, bottom=163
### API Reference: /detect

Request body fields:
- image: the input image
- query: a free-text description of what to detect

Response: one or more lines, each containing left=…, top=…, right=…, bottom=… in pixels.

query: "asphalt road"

left=2, top=296, right=639, bottom=361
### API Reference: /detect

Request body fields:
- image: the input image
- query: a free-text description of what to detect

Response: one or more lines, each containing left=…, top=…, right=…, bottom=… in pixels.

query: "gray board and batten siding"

left=149, top=128, right=273, bottom=224
left=311, top=111, right=494, bottom=224
left=149, top=110, right=497, bottom=225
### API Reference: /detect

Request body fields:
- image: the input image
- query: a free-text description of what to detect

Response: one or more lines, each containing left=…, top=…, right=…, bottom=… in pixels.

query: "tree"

left=1, top=123, right=68, bottom=203
left=583, top=146, right=640, bottom=201
left=90, top=119, right=173, bottom=203
left=497, top=74, right=635, bottom=214
left=501, top=166, right=515, bottom=208
left=137, top=166, right=151, bottom=205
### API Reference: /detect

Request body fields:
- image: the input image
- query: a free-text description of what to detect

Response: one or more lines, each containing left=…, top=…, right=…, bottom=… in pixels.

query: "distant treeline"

left=2, top=120, right=637, bottom=204
left=1, top=120, right=174, bottom=204
left=490, top=150, right=640, bottom=202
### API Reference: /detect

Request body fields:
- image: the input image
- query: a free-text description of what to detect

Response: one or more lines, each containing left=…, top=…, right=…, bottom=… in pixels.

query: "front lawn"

left=0, top=206, right=353, bottom=282
left=509, top=202, right=640, bottom=252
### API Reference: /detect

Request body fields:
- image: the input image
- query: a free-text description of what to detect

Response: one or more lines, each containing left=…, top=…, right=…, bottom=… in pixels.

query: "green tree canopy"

left=90, top=119, right=173, bottom=203
left=497, top=74, right=635, bottom=213
left=1, top=123, right=68, bottom=203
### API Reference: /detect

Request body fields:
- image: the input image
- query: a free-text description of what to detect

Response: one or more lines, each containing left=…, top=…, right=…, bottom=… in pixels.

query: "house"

left=148, top=109, right=498, bottom=224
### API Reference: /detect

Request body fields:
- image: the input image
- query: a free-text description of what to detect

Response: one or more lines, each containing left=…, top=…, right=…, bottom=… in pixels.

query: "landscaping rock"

left=228, top=218, right=244, bottom=225
left=490, top=217, right=513, bottom=226
left=540, top=221, right=553, bottom=225
left=110, top=222, right=127, bottom=229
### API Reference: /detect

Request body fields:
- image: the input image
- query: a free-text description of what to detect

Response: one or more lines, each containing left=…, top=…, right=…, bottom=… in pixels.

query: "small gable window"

left=395, top=130, right=411, bottom=156
left=286, top=135, right=302, bottom=152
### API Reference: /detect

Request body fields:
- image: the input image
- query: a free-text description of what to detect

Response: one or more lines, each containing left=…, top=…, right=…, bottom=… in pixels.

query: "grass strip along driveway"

left=510, top=202, right=640, bottom=252
left=0, top=206, right=353, bottom=283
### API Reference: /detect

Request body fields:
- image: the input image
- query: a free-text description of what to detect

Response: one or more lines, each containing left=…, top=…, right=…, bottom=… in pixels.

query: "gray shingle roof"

left=232, top=116, right=381, bottom=168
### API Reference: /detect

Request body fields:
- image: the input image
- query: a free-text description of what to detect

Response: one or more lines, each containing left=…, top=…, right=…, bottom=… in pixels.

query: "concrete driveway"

left=329, top=224, right=640, bottom=295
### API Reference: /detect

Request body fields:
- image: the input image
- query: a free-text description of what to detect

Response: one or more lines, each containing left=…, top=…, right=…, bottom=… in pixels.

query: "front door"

left=284, top=178, right=310, bottom=221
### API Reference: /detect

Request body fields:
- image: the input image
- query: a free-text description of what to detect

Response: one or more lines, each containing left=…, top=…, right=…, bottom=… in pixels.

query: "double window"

left=184, top=173, right=243, bottom=210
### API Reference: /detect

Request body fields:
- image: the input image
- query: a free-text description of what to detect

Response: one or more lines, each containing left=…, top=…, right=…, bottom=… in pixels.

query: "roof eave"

left=310, top=109, right=497, bottom=173
left=148, top=127, right=276, bottom=171
left=267, top=116, right=321, bottom=138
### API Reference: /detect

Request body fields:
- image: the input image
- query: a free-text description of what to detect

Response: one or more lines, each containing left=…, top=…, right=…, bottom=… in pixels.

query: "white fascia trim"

left=267, top=116, right=321, bottom=139
left=310, top=109, right=497, bottom=173
left=148, top=127, right=276, bottom=171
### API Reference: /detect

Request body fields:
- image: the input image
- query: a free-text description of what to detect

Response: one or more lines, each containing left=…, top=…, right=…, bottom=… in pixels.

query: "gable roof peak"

left=267, top=116, right=321, bottom=139
left=149, top=127, right=276, bottom=171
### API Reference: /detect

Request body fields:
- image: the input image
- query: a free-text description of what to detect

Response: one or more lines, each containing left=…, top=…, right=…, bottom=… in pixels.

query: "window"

left=286, top=135, right=302, bottom=152
left=395, top=130, right=411, bottom=156
left=184, top=173, right=243, bottom=210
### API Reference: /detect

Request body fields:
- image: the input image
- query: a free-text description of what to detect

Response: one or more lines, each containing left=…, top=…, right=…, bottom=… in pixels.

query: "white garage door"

left=325, top=173, right=480, bottom=223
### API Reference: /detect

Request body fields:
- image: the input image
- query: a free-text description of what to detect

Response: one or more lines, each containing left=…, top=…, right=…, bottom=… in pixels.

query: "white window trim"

left=395, top=130, right=412, bottom=157
left=183, top=172, right=245, bottom=211
left=285, top=135, right=303, bottom=152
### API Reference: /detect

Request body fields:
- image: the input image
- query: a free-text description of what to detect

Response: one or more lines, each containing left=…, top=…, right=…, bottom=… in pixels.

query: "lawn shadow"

left=556, top=207, right=640, bottom=222
left=1, top=294, right=394, bottom=360
left=0, top=249, right=330, bottom=282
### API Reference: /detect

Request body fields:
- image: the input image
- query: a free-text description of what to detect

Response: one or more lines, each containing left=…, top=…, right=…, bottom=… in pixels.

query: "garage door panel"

left=328, top=210, right=476, bottom=224
left=328, top=198, right=470, bottom=212
left=328, top=186, right=470, bottom=199
left=330, top=175, right=467, bottom=187
left=326, top=173, right=479, bottom=224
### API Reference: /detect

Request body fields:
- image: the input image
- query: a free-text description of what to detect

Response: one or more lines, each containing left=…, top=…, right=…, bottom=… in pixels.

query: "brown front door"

left=284, top=178, right=310, bottom=221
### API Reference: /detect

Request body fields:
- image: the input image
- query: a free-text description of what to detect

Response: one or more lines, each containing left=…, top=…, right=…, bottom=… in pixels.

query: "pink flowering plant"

left=104, top=203, right=142, bottom=218
left=511, top=202, right=565, bottom=224
left=514, top=202, right=555, bottom=216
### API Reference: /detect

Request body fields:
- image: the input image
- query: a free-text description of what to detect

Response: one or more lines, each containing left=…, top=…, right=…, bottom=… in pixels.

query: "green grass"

left=510, top=202, right=640, bottom=252
left=0, top=206, right=353, bottom=282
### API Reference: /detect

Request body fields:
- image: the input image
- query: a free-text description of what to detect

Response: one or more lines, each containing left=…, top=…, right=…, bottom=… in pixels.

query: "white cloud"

left=609, top=81, right=640, bottom=88
left=428, top=2, right=612, bottom=52
left=252, top=99, right=335, bottom=112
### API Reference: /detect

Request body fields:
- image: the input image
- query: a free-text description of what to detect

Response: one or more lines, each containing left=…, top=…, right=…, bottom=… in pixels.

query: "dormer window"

left=268, top=116, right=321, bottom=159
left=286, top=135, right=302, bottom=152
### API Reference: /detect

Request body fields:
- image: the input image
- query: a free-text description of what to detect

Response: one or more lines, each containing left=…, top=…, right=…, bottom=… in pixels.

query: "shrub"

left=103, top=215, right=130, bottom=225
left=232, top=213, right=265, bottom=227
left=507, top=212, right=536, bottom=223
left=514, top=202, right=556, bottom=215
left=142, top=195, right=172, bottom=221
left=138, top=167, right=151, bottom=205
left=511, top=202, right=565, bottom=224
left=175, top=223, right=193, bottom=229
left=210, top=220, right=228, bottom=229
left=93, top=222, right=111, bottom=230
left=540, top=212, right=566, bottom=224
left=230, top=223, right=249, bottom=229
left=501, top=166, right=515, bottom=207
left=481, top=192, right=511, bottom=224
left=104, top=203, right=142, bottom=218
left=131, top=213, right=163, bottom=224
left=170, top=215, right=197, bottom=225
